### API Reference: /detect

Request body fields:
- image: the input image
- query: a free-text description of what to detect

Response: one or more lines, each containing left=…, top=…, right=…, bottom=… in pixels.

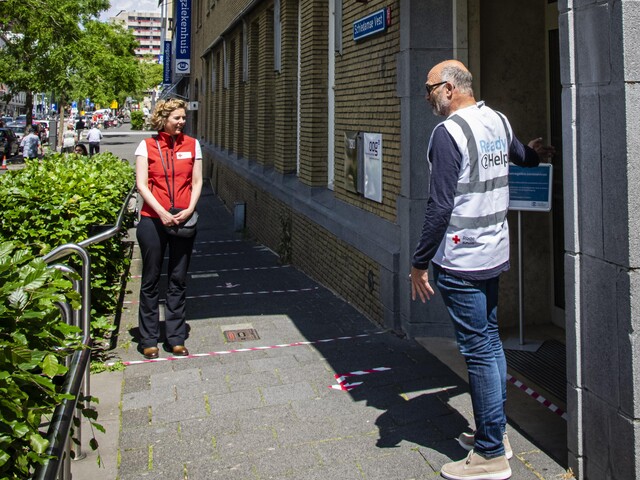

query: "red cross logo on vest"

left=452, top=235, right=461, bottom=244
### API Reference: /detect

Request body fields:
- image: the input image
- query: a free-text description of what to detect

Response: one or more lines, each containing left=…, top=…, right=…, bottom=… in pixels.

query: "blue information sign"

left=175, top=0, right=191, bottom=75
left=509, top=163, right=553, bottom=212
left=353, top=8, right=388, bottom=42
left=163, top=41, right=172, bottom=85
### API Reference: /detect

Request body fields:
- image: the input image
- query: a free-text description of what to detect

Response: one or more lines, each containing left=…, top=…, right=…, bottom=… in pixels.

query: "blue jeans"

left=433, top=267, right=506, bottom=458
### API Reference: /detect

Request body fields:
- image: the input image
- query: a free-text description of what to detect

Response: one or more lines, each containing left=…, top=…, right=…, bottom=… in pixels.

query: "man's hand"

left=528, top=137, right=555, bottom=163
left=410, top=266, right=435, bottom=303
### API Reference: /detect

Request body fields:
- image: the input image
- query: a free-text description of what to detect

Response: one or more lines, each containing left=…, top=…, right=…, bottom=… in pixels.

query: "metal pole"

left=518, top=210, right=525, bottom=345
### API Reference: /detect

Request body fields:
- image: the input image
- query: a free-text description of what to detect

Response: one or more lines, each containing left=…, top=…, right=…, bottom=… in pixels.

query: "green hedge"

left=0, top=153, right=134, bottom=476
left=130, top=110, right=145, bottom=130
left=0, top=153, right=135, bottom=324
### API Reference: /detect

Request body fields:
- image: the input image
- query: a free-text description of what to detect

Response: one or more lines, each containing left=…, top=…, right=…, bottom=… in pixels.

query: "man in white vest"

left=410, top=60, right=554, bottom=480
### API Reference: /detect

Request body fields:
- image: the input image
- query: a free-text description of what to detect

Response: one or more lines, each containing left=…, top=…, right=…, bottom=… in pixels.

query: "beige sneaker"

left=441, top=450, right=512, bottom=480
left=457, top=431, right=513, bottom=460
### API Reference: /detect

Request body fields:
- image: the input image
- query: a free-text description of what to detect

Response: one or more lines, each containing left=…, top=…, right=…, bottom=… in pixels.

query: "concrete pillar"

left=562, top=1, right=640, bottom=478
left=396, top=0, right=455, bottom=337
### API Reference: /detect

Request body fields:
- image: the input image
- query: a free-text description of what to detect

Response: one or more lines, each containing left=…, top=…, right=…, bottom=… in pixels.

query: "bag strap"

left=154, top=137, right=176, bottom=209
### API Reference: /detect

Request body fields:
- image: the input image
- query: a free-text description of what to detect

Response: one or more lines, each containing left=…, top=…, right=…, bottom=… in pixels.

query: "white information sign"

left=363, top=133, right=382, bottom=203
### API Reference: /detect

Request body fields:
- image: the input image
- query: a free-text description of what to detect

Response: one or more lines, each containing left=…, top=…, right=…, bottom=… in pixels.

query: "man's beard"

left=431, top=96, right=448, bottom=116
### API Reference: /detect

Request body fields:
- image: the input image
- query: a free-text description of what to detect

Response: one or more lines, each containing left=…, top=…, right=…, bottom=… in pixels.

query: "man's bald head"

left=427, top=60, right=474, bottom=96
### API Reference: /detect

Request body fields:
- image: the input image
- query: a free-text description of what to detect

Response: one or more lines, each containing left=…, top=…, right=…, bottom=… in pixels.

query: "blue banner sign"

left=353, top=8, right=389, bottom=42
left=163, top=41, right=172, bottom=84
left=175, top=0, right=191, bottom=75
left=509, top=163, right=553, bottom=212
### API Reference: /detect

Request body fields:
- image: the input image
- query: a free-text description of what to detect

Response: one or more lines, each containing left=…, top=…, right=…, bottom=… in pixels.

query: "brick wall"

left=196, top=0, right=402, bottom=327
left=335, top=0, right=401, bottom=222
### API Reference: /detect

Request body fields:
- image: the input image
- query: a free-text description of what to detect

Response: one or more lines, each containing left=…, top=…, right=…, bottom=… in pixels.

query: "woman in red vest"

left=135, top=98, right=203, bottom=359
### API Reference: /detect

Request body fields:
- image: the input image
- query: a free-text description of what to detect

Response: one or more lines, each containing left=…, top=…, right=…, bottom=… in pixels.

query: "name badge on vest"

left=176, top=152, right=193, bottom=159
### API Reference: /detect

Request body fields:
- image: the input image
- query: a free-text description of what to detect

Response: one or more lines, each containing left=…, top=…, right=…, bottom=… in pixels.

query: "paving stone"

left=248, top=444, right=322, bottom=479
left=207, top=389, right=264, bottom=414
left=151, top=396, right=208, bottom=424
left=226, top=370, right=282, bottom=392
left=150, top=368, right=202, bottom=389
left=357, top=448, right=436, bottom=479
left=122, top=386, right=176, bottom=411
left=184, top=457, right=257, bottom=480
left=261, top=382, right=316, bottom=406
left=122, top=374, right=150, bottom=394
left=121, top=407, right=150, bottom=430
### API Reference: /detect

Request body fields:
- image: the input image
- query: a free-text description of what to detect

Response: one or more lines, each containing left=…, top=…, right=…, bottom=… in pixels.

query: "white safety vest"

left=430, top=102, right=513, bottom=272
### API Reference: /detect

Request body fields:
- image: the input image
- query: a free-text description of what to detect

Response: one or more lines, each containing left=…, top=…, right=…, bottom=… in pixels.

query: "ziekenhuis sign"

left=353, top=8, right=390, bottom=42
left=175, top=0, right=191, bottom=75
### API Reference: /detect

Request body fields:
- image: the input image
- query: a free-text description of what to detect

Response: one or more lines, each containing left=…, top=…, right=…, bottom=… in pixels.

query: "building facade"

left=111, top=10, right=163, bottom=59
left=185, top=1, right=640, bottom=478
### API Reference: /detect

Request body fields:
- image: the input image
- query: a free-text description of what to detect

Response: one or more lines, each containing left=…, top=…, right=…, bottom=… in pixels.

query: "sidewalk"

left=73, top=181, right=568, bottom=480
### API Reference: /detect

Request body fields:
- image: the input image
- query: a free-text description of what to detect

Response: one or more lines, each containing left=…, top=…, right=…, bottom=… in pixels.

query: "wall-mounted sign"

left=353, top=7, right=390, bottom=42
left=509, top=163, right=553, bottom=211
left=163, top=41, right=172, bottom=85
left=175, top=0, right=191, bottom=75
left=363, top=133, right=382, bottom=203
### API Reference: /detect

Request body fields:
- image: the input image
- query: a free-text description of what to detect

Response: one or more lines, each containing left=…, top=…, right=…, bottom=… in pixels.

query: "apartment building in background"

left=110, top=10, right=162, bottom=59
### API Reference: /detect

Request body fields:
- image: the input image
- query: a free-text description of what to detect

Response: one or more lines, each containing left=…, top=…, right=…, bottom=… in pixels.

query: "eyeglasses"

left=425, top=81, right=447, bottom=95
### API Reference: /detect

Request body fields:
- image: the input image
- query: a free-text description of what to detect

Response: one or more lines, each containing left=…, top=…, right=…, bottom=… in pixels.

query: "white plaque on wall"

left=363, top=132, right=382, bottom=203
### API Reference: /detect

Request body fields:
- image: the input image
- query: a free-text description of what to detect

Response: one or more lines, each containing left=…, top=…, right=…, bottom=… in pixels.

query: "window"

left=223, top=39, right=229, bottom=89
left=242, top=20, right=248, bottom=83
left=274, top=0, right=281, bottom=72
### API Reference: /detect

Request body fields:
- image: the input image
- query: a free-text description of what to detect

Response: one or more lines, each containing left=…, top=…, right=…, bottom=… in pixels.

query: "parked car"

left=1, top=116, right=13, bottom=126
left=7, top=125, right=25, bottom=142
left=0, top=128, right=19, bottom=159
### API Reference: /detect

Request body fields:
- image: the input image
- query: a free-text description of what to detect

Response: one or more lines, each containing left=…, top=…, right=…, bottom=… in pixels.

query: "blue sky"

left=100, top=0, right=160, bottom=21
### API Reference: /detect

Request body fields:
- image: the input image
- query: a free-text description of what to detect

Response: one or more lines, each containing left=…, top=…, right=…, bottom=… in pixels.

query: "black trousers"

left=88, top=142, right=100, bottom=156
left=136, top=216, right=195, bottom=349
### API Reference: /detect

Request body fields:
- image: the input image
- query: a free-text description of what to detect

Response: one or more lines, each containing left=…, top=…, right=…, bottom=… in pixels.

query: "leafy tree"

left=0, top=0, right=147, bottom=133
left=68, top=20, right=142, bottom=109
left=0, top=0, right=110, bottom=124
left=137, top=55, right=164, bottom=94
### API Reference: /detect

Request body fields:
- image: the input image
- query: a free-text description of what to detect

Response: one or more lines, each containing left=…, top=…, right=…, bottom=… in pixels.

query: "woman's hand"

left=159, top=209, right=179, bottom=226
left=169, top=208, right=194, bottom=225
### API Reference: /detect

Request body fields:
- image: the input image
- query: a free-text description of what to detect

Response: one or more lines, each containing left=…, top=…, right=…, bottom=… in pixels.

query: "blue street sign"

left=353, top=8, right=389, bottom=42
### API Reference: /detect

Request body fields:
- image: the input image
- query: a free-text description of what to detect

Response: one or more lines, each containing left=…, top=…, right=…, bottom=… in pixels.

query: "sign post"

left=505, top=163, right=553, bottom=351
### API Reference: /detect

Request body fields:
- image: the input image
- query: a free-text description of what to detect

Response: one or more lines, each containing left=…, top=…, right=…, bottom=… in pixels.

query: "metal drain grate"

left=223, top=328, right=260, bottom=342
left=505, top=339, right=566, bottom=403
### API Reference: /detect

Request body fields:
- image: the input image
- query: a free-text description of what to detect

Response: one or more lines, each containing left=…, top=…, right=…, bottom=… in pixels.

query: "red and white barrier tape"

left=329, top=367, right=392, bottom=391
left=507, top=373, right=567, bottom=420
left=106, top=331, right=385, bottom=366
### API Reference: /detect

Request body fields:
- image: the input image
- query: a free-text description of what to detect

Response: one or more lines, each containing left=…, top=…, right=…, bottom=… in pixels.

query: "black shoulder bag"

left=155, top=138, right=198, bottom=238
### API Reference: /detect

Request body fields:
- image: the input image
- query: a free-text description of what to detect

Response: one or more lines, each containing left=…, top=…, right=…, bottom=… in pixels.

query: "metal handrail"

left=33, top=185, right=136, bottom=480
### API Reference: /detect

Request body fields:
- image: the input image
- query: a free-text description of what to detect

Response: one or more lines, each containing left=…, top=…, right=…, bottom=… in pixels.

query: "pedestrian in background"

left=86, top=123, right=103, bottom=156
left=20, top=126, right=42, bottom=160
left=134, top=98, right=203, bottom=359
left=75, top=116, right=86, bottom=142
left=409, top=60, right=554, bottom=480
left=62, top=124, right=78, bottom=153
left=74, top=143, right=88, bottom=156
